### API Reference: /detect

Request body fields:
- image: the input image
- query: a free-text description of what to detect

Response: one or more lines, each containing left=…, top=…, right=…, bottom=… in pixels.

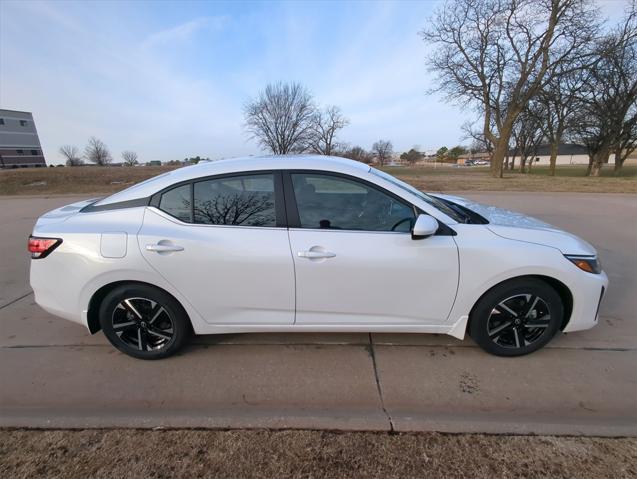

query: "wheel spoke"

left=521, top=295, right=540, bottom=319
left=123, top=299, right=143, bottom=319
left=136, top=328, right=143, bottom=350
left=139, top=329, right=149, bottom=350
left=113, top=321, right=137, bottom=331
left=147, top=327, right=172, bottom=341
left=488, top=320, right=514, bottom=337
left=493, top=304, right=517, bottom=319
left=513, top=327, right=526, bottom=348
left=149, top=306, right=166, bottom=325
left=525, top=316, right=551, bottom=328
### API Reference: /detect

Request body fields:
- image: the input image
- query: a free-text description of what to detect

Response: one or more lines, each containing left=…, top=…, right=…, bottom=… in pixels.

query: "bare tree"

left=511, top=104, right=545, bottom=173
left=614, top=111, right=637, bottom=173
left=461, top=120, right=494, bottom=156
left=609, top=6, right=637, bottom=174
left=121, top=151, right=139, bottom=167
left=341, top=146, right=374, bottom=164
left=572, top=6, right=637, bottom=176
left=372, top=140, right=393, bottom=166
left=194, top=193, right=274, bottom=226
left=244, top=82, right=316, bottom=154
left=84, top=137, right=112, bottom=166
left=400, top=148, right=424, bottom=165
left=535, top=67, right=583, bottom=176
left=306, top=106, right=349, bottom=155
left=422, top=0, right=599, bottom=178
left=59, top=145, right=83, bottom=166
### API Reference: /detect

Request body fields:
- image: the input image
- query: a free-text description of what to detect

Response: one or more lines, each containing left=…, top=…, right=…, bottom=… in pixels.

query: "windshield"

left=369, top=168, right=467, bottom=223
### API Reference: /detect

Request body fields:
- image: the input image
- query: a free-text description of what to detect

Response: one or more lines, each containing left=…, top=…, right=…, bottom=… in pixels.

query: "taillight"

left=28, top=236, right=62, bottom=259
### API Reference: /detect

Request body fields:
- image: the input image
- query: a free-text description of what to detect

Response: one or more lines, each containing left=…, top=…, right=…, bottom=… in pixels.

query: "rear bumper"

left=562, top=270, right=608, bottom=333
left=30, top=260, right=88, bottom=328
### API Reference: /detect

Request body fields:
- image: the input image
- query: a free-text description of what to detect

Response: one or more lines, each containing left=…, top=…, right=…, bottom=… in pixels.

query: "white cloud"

left=140, top=16, right=228, bottom=50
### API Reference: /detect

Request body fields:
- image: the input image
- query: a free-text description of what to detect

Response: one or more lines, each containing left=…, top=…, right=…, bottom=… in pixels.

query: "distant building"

left=532, top=143, right=599, bottom=165
left=0, top=109, right=46, bottom=168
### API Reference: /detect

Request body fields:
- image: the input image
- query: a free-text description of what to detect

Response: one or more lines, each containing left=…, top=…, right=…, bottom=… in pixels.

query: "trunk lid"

left=34, top=198, right=102, bottom=227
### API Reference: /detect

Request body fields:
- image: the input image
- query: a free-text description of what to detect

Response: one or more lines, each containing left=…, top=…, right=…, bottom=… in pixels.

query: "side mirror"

left=412, top=214, right=439, bottom=240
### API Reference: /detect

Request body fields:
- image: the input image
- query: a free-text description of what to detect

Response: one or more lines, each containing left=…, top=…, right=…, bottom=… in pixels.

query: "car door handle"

left=297, top=250, right=336, bottom=259
left=146, top=243, right=184, bottom=252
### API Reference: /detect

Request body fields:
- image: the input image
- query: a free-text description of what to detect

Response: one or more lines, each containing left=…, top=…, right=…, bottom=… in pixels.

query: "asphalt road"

left=1, top=193, right=636, bottom=435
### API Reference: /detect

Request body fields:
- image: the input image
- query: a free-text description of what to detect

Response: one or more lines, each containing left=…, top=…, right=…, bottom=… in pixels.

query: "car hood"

left=432, top=194, right=597, bottom=256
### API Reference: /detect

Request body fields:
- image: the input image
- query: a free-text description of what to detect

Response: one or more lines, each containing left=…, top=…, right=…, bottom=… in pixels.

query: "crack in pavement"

left=0, top=291, right=33, bottom=311
left=367, top=333, right=395, bottom=432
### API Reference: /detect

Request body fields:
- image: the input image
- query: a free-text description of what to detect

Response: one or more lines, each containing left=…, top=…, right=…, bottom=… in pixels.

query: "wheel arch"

left=467, top=274, right=573, bottom=332
left=86, top=280, right=191, bottom=334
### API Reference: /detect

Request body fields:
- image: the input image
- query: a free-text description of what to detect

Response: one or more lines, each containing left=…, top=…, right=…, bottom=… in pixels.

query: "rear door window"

left=193, top=174, right=276, bottom=227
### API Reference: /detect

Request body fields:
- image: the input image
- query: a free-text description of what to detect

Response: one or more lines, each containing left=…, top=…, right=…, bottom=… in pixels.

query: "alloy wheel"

left=112, top=297, right=174, bottom=351
left=486, top=294, right=551, bottom=349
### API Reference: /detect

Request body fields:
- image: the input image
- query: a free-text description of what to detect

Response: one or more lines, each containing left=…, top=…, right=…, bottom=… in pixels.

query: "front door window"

left=290, top=173, right=415, bottom=232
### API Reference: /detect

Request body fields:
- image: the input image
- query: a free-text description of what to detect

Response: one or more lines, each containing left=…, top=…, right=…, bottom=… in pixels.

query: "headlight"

left=564, top=255, right=602, bottom=274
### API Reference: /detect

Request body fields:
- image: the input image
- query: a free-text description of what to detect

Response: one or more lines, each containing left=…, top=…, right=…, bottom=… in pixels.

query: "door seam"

left=286, top=228, right=298, bottom=325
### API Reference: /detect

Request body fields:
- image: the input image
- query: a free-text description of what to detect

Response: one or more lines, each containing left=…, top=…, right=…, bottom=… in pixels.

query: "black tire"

left=99, top=284, right=191, bottom=359
left=469, top=278, right=563, bottom=357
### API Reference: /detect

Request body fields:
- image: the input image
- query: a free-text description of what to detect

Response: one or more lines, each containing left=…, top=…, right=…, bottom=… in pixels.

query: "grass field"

left=1, top=163, right=636, bottom=196
left=381, top=164, right=637, bottom=194
left=1, top=429, right=635, bottom=479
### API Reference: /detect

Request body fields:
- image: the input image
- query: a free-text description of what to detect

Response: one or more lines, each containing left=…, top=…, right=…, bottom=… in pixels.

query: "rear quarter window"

left=159, top=184, right=192, bottom=222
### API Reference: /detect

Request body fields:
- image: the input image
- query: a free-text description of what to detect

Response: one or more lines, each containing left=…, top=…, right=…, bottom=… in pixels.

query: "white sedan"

left=29, top=156, right=607, bottom=359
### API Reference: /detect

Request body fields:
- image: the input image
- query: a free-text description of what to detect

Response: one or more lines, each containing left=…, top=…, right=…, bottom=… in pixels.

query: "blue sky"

left=0, top=0, right=627, bottom=164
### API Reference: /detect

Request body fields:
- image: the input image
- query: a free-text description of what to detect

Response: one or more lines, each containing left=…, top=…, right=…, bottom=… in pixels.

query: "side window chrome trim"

left=287, top=227, right=411, bottom=235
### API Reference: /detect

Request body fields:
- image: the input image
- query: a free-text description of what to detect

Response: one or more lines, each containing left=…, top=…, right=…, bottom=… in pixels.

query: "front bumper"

left=562, top=270, right=609, bottom=333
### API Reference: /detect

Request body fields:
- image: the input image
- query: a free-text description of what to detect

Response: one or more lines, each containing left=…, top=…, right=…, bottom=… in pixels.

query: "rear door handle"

left=146, top=244, right=184, bottom=252
left=297, top=251, right=336, bottom=259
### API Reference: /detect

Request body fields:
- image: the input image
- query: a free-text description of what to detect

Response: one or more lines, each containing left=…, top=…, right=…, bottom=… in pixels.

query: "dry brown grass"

left=1, top=163, right=636, bottom=196
left=384, top=164, right=637, bottom=193
left=0, top=166, right=178, bottom=196
left=1, top=429, right=635, bottom=479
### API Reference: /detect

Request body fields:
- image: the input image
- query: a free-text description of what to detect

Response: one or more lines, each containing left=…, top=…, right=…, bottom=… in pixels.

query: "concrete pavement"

left=1, top=193, right=636, bottom=435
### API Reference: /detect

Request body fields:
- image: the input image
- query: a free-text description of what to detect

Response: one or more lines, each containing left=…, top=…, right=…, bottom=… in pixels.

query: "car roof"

left=94, top=155, right=371, bottom=206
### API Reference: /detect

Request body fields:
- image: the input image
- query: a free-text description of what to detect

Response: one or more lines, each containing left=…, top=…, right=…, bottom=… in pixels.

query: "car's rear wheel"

left=469, top=278, right=563, bottom=357
left=99, top=284, right=191, bottom=359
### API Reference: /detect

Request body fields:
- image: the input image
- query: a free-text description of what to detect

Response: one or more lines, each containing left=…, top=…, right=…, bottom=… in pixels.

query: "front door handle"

left=297, top=250, right=336, bottom=259
left=146, top=243, right=184, bottom=253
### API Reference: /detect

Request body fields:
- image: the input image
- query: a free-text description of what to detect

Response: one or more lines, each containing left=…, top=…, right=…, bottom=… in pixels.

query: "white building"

left=532, top=143, right=609, bottom=166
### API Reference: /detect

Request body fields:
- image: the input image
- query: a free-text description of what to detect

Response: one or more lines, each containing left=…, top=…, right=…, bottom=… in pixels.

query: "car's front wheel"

left=99, top=284, right=191, bottom=359
left=469, top=278, right=564, bottom=357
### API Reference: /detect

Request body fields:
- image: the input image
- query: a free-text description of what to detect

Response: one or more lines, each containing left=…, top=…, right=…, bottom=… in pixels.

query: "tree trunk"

left=490, top=138, right=509, bottom=178
left=589, top=160, right=602, bottom=177
left=589, top=150, right=610, bottom=177
left=613, top=148, right=624, bottom=174
left=549, top=141, right=559, bottom=176
left=520, top=157, right=527, bottom=173
left=586, top=155, right=593, bottom=176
